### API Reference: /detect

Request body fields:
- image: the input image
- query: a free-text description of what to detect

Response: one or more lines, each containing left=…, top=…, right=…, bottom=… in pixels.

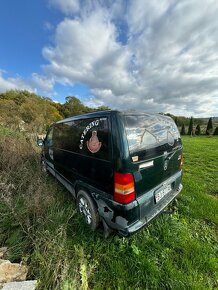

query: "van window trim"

left=44, top=126, right=54, bottom=146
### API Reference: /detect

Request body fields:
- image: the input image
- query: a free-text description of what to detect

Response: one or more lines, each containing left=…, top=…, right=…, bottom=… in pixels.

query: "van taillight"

left=114, top=173, right=135, bottom=204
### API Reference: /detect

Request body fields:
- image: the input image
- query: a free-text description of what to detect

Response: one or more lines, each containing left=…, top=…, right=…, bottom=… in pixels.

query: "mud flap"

left=102, top=219, right=113, bottom=238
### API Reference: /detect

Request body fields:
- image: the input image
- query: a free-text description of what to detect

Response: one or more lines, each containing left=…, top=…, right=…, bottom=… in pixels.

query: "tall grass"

left=0, top=128, right=217, bottom=289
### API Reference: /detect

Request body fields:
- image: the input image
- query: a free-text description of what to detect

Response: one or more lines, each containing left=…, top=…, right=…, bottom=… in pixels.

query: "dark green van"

left=38, top=110, right=183, bottom=236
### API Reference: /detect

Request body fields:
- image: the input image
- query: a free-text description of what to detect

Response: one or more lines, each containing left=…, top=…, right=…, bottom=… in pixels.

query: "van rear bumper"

left=117, top=183, right=183, bottom=236
left=95, top=171, right=183, bottom=236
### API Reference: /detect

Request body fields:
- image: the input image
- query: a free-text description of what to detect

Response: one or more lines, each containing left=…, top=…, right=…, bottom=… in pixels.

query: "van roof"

left=55, top=110, right=116, bottom=124
left=55, top=110, right=172, bottom=124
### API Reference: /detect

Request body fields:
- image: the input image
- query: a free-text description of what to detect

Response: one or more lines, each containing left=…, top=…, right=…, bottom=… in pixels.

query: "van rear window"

left=124, top=114, right=181, bottom=157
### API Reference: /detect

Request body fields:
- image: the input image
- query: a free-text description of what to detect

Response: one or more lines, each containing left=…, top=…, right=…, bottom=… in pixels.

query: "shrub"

left=0, top=129, right=87, bottom=289
left=206, top=117, right=213, bottom=135
left=195, top=124, right=201, bottom=135
left=213, top=126, right=218, bottom=135
left=180, top=124, right=186, bottom=135
left=0, top=132, right=56, bottom=257
left=188, top=117, right=194, bottom=136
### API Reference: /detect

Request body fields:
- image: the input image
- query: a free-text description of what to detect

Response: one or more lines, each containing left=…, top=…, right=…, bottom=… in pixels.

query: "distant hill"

left=201, top=117, right=218, bottom=123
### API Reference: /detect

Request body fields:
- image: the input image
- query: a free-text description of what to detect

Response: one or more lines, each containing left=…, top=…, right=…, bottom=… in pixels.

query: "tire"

left=76, top=190, right=100, bottom=231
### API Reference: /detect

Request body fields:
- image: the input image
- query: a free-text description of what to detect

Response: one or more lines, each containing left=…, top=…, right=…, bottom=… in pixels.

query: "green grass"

left=181, top=137, right=218, bottom=224
left=0, top=130, right=217, bottom=290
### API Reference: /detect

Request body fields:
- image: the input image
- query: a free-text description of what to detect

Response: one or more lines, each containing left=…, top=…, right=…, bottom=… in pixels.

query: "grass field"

left=0, top=128, right=217, bottom=290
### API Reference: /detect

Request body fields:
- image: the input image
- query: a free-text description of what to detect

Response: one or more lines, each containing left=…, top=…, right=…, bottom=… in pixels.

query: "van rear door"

left=123, top=114, right=182, bottom=198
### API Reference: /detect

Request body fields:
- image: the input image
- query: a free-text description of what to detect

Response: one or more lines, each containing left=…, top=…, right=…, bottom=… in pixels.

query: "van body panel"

left=54, top=148, right=114, bottom=194
left=40, top=110, right=183, bottom=236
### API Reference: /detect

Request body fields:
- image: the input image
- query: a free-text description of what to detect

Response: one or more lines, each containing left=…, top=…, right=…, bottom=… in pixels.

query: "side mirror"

left=37, top=138, right=44, bottom=146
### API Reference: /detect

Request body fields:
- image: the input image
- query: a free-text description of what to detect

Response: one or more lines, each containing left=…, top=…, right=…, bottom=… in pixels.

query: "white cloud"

left=31, top=73, right=55, bottom=92
left=0, top=71, right=55, bottom=95
left=43, top=21, right=54, bottom=31
left=41, top=0, right=218, bottom=117
left=0, top=71, right=33, bottom=93
left=3, top=0, right=218, bottom=117
left=49, top=0, right=80, bottom=14
left=42, top=8, right=134, bottom=91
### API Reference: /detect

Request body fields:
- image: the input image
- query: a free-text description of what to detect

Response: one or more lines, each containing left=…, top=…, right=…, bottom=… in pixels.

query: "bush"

left=188, top=117, right=194, bottom=136
left=0, top=129, right=92, bottom=289
left=206, top=117, right=213, bottom=135
left=0, top=133, right=56, bottom=242
left=180, top=124, right=186, bottom=135
left=213, top=126, right=218, bottom=135
left=195, top=124, right=201, bottom=135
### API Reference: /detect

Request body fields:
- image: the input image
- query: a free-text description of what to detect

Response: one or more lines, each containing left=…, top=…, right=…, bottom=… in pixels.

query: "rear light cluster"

left=114, top=173, right=136, bottom=204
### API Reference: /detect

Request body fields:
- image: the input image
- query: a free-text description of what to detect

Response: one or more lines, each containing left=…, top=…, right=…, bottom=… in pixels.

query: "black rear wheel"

left=76, top=190, right=100, bottom=231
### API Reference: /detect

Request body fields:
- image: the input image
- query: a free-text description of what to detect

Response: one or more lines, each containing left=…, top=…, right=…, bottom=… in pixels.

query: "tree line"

left=0, top=90, right=109, bottom=134
left=175, top=117, right=218, bottom=136
left=1, top=90, right=217, bottom=136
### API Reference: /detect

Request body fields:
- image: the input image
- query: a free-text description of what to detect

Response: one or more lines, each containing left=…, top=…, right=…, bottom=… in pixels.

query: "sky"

left=0, top=0, right=218, bottom=117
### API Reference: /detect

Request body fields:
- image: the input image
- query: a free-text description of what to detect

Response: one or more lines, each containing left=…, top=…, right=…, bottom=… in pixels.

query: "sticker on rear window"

left=87, top=131, right=102, bottom=153
left=79, top=119, right=100, bottom=150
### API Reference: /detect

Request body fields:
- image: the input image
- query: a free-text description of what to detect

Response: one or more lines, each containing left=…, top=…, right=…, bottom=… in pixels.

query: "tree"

left=174, top=117, right=178, bottom=126
left=188, top=117, right=194, bottom=136
left=213, top=126, right=218, bottom=135
left=206, top=117, right=213, bottom=135
left=0, top=99, right=21, bottom=130
left=195, top=124, right=201, bottom=135
left=180, top=124, right=186, bottom=135
left=64, top=96, right=89, bottom=117
left=0, top=90, right=111, bottom=133
left=52, top=102, right=65, bottom=118
left=96, top=106, right=110, bottom=111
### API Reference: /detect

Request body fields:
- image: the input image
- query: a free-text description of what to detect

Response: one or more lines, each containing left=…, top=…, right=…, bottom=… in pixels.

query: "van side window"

left=45, top=127, right=53, bottom=146
left=53, top=118, right=110, bottom=160
left=53, top=122, right=76, bottom=151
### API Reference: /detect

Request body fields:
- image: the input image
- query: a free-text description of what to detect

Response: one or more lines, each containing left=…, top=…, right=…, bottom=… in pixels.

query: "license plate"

left=155, top=184, right=172, bottom=203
